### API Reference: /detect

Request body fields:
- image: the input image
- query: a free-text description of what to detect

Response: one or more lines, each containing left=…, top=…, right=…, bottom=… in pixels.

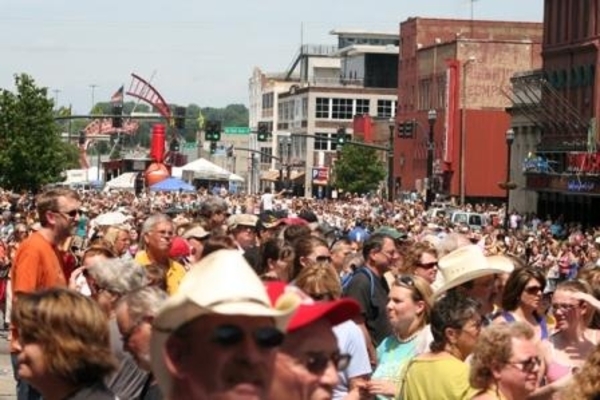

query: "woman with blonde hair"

left=561, top=343, right=600, bottom=400
left=102, top=225, right=132, bottom=260
left=12, top=287, right=117, bottom=399
left=295, top=262, right=372, bottom=400
left=368, top=275, right=433, bottom=399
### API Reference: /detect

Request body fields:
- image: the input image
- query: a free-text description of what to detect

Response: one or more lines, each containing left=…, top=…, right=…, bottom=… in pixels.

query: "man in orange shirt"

left=11, top=188, right=81, bottom=400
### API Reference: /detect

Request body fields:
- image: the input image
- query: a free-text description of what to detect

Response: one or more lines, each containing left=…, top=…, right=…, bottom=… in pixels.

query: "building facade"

left=395, top=18, right=542, bottom=203
left=521, top=0, right=600, bottom=223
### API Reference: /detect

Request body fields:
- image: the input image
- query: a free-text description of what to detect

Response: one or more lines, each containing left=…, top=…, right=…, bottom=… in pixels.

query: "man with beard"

left=150, top=249, right=298, bottom=400
left=116, top=286, right=168, bottom=399
left=135, top=214, right=186, bottom=295
left=11, top=188, right=81, bottom=400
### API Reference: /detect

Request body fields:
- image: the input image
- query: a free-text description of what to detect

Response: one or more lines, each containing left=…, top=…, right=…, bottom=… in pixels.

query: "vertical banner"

left=311, top=167, right=329, bottom=186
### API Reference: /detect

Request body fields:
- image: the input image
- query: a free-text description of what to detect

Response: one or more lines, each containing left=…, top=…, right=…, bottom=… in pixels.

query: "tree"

left=0, top=74, right=74, bottom=191
left=333, top=143, right=386, bottom=195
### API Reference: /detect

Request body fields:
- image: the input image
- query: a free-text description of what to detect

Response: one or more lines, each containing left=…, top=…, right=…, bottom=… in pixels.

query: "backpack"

left=341, top=266, right=376, bottom=304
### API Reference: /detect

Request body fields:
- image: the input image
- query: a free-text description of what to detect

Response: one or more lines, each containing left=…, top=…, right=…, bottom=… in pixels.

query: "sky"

left=0, top=0, right=543, bottom=114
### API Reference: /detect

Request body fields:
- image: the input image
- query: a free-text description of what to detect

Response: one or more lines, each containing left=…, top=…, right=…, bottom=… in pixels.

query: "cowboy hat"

left=434, top=245, right=513, bottom=296
left=150, top=249, right=299, bottom=397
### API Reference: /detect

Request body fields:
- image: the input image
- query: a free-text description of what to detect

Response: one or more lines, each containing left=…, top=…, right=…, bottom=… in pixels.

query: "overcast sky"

left=0, top=0, right=543, bottom=113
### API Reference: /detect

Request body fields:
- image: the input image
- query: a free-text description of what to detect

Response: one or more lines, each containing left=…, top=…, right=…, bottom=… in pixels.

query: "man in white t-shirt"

left=260, top=186, right=287, bottom=212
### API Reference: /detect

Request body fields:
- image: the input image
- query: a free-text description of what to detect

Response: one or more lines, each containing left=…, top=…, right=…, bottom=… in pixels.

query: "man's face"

left=165, top=314, right=281, bottom=400
left=50, top=196, right=81, bottom=237
left=115, top=303, right=152, bottom=371
left=144, top=221, right=174, bottom=254
left=371, top=237, right=399, bottom=270
left=269, top=320, right=340, bottom=400
left=233, top=226, right=257, bottom=250
left=330, top=243, right=353, bottom=272
left=465, top=275, right=497, bottom=315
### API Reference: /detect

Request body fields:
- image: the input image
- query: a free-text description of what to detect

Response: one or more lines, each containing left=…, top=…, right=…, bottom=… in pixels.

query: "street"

left=0, top=332, right=15, bottom=400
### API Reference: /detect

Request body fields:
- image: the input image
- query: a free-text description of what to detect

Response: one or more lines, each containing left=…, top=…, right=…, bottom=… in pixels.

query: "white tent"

left=103, top=172, right=137, bottom=191
left=181, top=158, right=244, bottom=182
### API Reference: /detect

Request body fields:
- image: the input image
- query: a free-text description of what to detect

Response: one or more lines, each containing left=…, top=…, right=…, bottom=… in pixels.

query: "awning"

left=261, top=170, right=305, bottom=182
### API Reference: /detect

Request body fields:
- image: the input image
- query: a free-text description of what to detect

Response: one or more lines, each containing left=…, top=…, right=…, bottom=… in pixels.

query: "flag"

left=111, top=85, right=124, bottom=104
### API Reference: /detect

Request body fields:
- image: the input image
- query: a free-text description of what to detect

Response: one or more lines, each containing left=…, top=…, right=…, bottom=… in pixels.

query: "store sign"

left=312, top=167, right=329, bottom=186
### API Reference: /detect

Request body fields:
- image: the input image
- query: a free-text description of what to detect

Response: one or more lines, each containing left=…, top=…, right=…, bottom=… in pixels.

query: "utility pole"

left=89, top=84, right=98, bottom=112
left=52, top=89, right=60, bottom=109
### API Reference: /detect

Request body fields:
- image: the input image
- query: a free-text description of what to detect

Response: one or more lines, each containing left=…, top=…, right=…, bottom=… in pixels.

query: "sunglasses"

left=55, top=209, right=81, bottom=219
left=396, top=275, right=424, bottom=300
left=303, top=351, right=351, bottom=375
left=524, top=285, right=543, bottom=295
left=509, top=356, right=541, bottom=373
left=211, top=324, right=284, bottom=350
left=418, top=261, right=438, bottom=270
left=315, top=255, right=332, bottom=263
left=309, top=292, right=334, bottom=301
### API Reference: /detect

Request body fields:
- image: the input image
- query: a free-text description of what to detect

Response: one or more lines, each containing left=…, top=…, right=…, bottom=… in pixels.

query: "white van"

left=450, top=211, right=488, bottom=230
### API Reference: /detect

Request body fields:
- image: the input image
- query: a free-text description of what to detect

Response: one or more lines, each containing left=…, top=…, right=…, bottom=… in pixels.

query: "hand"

left=569, top=291, right=600, bottom=309
left=68, top=267, right=86, bottom=291
left=366, top=380, right=397, bottom=396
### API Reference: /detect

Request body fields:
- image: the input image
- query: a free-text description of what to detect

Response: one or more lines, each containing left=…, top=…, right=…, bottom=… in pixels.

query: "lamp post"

left=388, top=118, right=395, bottom=202
left=504, top=128, right=515, bottom=231
left=460, top=57, right=476, bottom=205
left=426, top=109, right=437, bottom=208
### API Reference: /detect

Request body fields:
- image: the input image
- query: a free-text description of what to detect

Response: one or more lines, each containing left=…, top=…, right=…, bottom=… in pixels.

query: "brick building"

left=521, top=0, right=600, bottom=223
left=395, top=18, right=542, bottom=203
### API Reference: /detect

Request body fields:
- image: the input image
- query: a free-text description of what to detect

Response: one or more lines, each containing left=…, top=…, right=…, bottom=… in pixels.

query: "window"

left=332, top=98, right=353, bottom=120
left=315, top=133, right=329, bottom=150
left=260, top=147, right=272, bottom=164
left=316, top=97, right=330, bottom=118
left=356, top=99, right=370, bottom=115
left=262, top=93, right=274, bottom=109
left=377, top=100, right=394, bottom=118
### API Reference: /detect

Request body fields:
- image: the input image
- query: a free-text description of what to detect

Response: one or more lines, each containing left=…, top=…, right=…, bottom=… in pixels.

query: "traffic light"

left=210, top=141, right=217, bottom=154
left=78, top=131, right=86, bottom=146
left=174, top=107, right=186, bottom=130
left=226, top=145, right=234, bottom=157
left=205, top=120, right=221, bottom=142
left=336, top=128, right=351, bottom=145
left=257, top=122, right=269, bottom=142
left=112, top=104, right=123, bottom=129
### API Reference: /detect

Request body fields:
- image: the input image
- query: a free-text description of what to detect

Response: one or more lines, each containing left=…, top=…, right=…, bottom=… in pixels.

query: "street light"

left=503, top=128, right=515, bottom=231
left=388, top=118, right=395, bottom=202
left=460, top=56, right=476, bottom=205
left=425, top=109, right=437, bottom=208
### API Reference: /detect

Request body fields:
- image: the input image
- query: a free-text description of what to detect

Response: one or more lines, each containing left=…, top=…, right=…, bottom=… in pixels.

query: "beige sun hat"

left=150, top=249, right=299, bottom=397
left=434, top=245, right=514, bottom=297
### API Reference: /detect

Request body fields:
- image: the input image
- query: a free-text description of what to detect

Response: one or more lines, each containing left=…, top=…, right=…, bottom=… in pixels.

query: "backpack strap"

left=355, top=266, right=376, bottom=304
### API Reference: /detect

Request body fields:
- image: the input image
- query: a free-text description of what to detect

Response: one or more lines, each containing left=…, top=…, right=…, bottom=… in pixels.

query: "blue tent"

left=150, top=177, right=196, bottom=192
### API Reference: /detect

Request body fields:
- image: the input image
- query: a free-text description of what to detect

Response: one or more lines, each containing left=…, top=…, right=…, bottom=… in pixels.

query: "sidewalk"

left=0, top=332, right=16, bottom=400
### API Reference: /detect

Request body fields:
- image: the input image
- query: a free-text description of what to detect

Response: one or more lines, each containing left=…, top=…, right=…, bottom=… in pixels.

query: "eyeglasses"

left=315, top=255, right=332, bottom=263
left=418, top=261, right=438, bottom=270
left=302, top=351, right=351, bottom=375
left=509, top=356, right=541, bottom=373
left=153, top=230, right=174, bottom=237
left=55, top=209, right=81, bottom=219
left=211, top=324, right=284, bottom=350
left=552, top=302, right=579, bottom=312
left=121, top=319, right=146, bottom=344
left=524, top=285, right=543, bottom=295
left=309, top=292, right=334, bottom=301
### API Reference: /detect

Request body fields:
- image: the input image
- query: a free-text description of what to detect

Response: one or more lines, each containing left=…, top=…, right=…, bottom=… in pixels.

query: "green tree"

left=333, top=143, right=386, bottom=195
left=0, top=74, right=75, bottom=192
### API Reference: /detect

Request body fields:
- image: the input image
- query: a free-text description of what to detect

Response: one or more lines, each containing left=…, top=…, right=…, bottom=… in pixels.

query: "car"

left=449, top=211, right=489, bottom=230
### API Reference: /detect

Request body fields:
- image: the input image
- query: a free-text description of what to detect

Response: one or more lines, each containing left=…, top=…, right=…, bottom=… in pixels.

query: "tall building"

left=520, top=0, right=600, bottom=223
left=396, top=18, right=542, bottom=203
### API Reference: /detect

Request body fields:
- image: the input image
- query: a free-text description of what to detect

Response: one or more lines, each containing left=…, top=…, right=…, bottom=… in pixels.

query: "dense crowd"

left=2, top=186, right=600, bottom=400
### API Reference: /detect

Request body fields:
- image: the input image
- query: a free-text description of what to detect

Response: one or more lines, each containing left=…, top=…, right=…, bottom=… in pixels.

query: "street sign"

left=224, top=126, right=250, bottom=134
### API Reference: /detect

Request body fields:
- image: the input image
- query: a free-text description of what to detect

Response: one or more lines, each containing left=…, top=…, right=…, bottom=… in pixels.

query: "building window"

left=316, top=97, right=330, bottom=119
left=315, top=133, right=329, bottom=150
left=377, top=100, right=394, bottom=118
left=262, top=93, right=274, bottom=109
left=332, top=98, right=353, bottom=120
left=260, top=147, right=272, bottom=164
left=356, top=99, right=370, bottom=115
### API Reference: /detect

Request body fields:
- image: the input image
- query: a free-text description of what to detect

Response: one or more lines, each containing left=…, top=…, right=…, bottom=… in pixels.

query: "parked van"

left=449, top=211, right=488, bottom=230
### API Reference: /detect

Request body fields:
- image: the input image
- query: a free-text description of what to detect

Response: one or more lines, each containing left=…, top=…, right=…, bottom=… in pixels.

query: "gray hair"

left=436, top=233, right=471, bottom=258
left=139, top=214, right=173, bottom=250
left=119, top=286, right=168, bottom=323
left=199, top=196, right=228, bottom=217
left=86, top=258, right=147, bottom=295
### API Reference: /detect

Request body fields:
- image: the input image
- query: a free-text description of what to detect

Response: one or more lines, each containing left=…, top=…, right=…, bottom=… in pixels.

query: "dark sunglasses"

left=56, top=209, right=81, bottom=218
left=396, top=275, right=424, bottom=300
left=510, top=356, right=541, bottom=373
left=303, top=351, right=351, bottom=375
left=309, top=292, right=334, bottom=301
left=315, top=255, right=332, bottom=263
left=524, top=285, right=543, bottom=295
left=418, top=261, right=438, bottom=270
left=212, top=324, right=284, bottom=349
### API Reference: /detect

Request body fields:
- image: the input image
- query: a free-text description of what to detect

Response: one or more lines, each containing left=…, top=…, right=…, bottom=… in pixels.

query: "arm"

left=353, top=315, right=378, bottom=366
left=11, top=243, right=40, bottom=294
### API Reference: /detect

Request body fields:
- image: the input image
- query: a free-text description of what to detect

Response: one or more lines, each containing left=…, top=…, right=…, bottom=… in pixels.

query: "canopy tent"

left=150, top=177, right=196, bottom=192
left=103, top=172, right=137, bottom=191
left=181, top=158, right=244, bottom=182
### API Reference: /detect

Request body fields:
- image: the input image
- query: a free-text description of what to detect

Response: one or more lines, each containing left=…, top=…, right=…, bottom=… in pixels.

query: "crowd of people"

left=2, top=185, right=600, bottom=399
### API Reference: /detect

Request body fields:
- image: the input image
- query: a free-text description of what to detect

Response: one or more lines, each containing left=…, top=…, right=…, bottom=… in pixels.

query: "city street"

left=0, top=332, right=15, bottom=400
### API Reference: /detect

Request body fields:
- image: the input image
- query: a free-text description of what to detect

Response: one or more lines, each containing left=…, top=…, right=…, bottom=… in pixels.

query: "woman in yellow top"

left=470, top=322, right=540, bottom=400
left=400, top=291, right=481, bottom=399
